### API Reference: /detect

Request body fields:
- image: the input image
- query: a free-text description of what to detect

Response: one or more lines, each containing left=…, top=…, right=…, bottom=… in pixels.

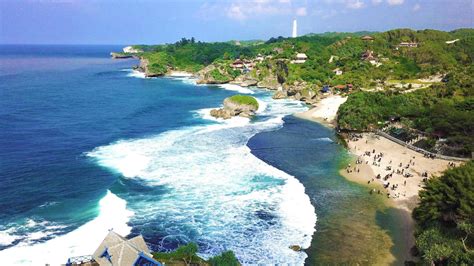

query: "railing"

left=375, top=130, right=471, bottom=162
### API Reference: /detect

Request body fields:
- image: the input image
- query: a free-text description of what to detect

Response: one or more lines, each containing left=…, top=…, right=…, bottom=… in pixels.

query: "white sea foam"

left=87, top=95, right=315, bottom=264
left=172, top=77, right=198, bottom=85
left=0, top=191, right=133, bottom=265
left=123, top=69, right=147, bottom=79
left=0, top=229, right=19, bottom=246
left=217, top=83, right=255, bottom=94
left=316, top=137, right=333, bottom=142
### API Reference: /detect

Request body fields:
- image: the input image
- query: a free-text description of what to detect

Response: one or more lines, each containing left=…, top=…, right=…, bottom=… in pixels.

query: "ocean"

left=0, top=45, right=401, bottom=265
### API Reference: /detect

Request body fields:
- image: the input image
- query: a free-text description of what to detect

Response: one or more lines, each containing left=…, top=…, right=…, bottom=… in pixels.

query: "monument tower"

left=292, top=19, right=298, bottom=38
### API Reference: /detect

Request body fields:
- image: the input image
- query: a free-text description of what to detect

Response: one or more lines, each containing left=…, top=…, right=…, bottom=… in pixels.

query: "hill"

left=112, top=28, right=473, bottom=158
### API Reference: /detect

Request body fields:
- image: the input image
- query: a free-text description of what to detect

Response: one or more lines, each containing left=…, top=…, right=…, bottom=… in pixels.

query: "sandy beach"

left=340, top=133, right=461, bottom=260
left=167, top=70, right=194, bottom=77
left=295, top=95, right=347, bottom=127
left=344, top=133, right=459, bottom=211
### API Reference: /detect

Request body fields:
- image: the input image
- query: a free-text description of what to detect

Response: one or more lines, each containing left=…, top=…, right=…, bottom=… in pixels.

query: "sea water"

left=0, top=45, right=332, bottom=265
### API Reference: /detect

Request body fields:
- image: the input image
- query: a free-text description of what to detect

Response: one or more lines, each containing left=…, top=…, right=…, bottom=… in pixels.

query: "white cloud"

left=372, top=0, right=382, bottom=4
left=227, top=3, right=247, bottom=20
left=296, top=7, right=307, bottom=16
left=387, top=0, right=404, bottom=5
left=220, top=0, right=292, bottom=21
left=346, top=0, right=365, bottom=9
left=413, top=3, right=421, bottom=11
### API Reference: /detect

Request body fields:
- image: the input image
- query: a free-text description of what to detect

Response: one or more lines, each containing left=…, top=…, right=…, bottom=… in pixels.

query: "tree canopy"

left=413, top=161, right=474, bottom=265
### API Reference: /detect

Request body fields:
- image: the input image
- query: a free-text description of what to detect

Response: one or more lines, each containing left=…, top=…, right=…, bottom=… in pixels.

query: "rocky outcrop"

left=257, top=75, right=280, bottom=90
left=196, top=65, right=233, bottom=84
left=231, top=74, right=258, bottom=87
left=272, top=90, right=287, bottom=99
left=135, top=58, right=162, bottom=77
left=210, top=108, right=233, bottom=119
left=281, top=81, right=319, bottom=103
left=289, top=245, right=302, bottom=252
left=210, top=95, right=258, bottom=119
left=110, top=52, right=133, bottom=59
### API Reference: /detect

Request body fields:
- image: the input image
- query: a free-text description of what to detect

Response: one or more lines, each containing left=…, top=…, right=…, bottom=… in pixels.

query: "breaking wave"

left=87, top=94, right=316, bottom=264
left=0, top=191, right=133, bottom=265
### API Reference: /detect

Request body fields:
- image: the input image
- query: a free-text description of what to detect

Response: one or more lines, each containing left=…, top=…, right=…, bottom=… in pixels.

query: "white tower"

left=292, top=19, right=298, bottom=38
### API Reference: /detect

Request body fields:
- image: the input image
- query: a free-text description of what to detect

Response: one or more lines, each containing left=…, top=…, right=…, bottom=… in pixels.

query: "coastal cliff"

left=110, top=52, right=133, bottom=59
left=136, top=58, right=162, bottom=77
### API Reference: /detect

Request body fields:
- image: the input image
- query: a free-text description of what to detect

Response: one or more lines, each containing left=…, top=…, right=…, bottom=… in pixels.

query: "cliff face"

left=133, top=57, right=318, bottom=105
left=110, top=52, right=133, bottom=59
left=136, top=58, right=162, bottom=77
left=210, top=96, right=259, bottom=119
left=196, top=65, right=234, bottom=84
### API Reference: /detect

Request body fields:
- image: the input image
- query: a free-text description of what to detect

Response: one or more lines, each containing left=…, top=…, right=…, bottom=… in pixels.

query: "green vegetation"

left=128, top=28, right=473, bottom=156
left=139, top=37, right=256, bottom=73
left=152, top=243, right=240, bottom=266
left=153, top=243, right=205, bottom=265
left=143, top=51, right=175, bottom=75
left=207, top=251, right=240, bottom=266
left=337, top=69, right=474, bottom=157
left=228, top=95, right=259, bottom=109
left=412, top=161, right=474, bottom=265
left=134, top=28, right=473, bottom=87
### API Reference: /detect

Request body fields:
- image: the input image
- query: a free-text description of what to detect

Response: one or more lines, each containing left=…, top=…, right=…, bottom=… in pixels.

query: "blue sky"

left=0, top=0, right=472, bottom=44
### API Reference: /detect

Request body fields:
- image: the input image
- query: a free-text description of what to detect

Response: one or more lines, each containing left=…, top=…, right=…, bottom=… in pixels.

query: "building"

left=361, top=35, right=374, bottom=41
left=333, top=68, right=343, bottom=75
left=292, top=53, right=307, bottom=64
left=92, top=230, right=161, bottom=266
left=361, top=50, right=376, bottom=61
left=231, top=59, right=244, bottom=69
left=398, top=42, right=418, bottom=48
left=334, top=84, right=353, bottom=92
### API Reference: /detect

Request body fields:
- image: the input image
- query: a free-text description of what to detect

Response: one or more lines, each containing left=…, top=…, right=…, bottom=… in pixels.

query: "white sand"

left=167, top=71, right=194, bottom=77
left=342, top=133, right=462, bottom=259
left=344, top=133, right=459, bottom=212
left=295, top=95, right=347, bottom=126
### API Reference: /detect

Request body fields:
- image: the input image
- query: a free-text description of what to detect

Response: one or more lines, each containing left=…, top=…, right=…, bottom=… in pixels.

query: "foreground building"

left=92, top=230, right=161, bottom=266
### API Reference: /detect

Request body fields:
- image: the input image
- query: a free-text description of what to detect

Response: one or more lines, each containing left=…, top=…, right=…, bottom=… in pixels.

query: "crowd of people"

left=344, top=132, right=460, bottom=202
left=345, top=135, right=425, bottom=199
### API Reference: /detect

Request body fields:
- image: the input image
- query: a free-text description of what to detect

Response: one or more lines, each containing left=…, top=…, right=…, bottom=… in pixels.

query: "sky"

left=0, top=0, right=473, bottom=44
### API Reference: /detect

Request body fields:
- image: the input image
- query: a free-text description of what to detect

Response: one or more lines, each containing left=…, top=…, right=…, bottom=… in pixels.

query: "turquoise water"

left=1, top=45, right=342, bottom=265
left=0, top=45, right=397, bottom=265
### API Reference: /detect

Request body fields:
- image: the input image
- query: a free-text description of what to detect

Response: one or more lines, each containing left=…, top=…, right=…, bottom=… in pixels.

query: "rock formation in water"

left=210, top=95, right=259, bottom=119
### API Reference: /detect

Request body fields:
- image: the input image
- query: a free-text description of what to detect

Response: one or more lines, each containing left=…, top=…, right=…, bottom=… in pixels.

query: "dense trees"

left=137, top=28, right=474, bottom=87
left=413, top=161, right=474, bottom=265
left=135, top=29, right=473, bottom=156
left=153, top=242, right=240, bottom=265
left=337, top=80, right=474, bottom=157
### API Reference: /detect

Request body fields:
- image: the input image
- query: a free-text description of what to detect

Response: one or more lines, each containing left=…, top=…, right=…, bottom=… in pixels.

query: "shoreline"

left=339, top=132, right=460, bottom=263
left=129, top=66, right=444, bottom=264
left=294, top=95, right=347, bottom=128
